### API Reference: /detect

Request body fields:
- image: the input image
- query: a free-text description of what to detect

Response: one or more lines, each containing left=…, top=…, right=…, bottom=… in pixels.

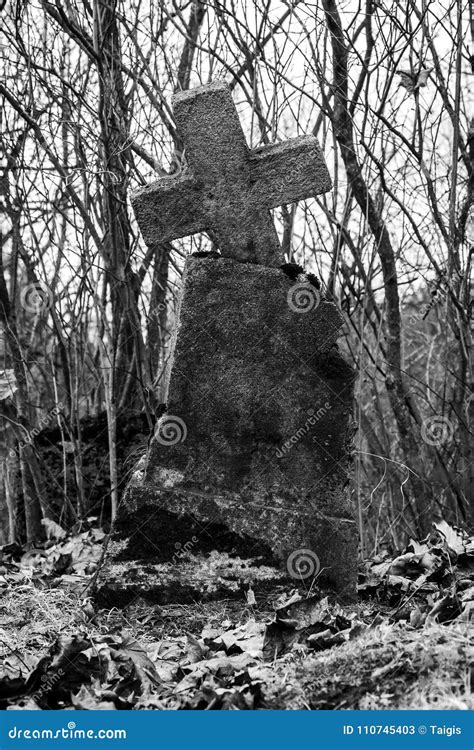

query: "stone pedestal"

left=95, top=257, right=357, bottom=606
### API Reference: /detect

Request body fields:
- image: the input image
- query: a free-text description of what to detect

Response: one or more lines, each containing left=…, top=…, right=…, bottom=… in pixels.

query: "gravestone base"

left=95, top=257, right=357, bottom=607
left=94, top=473, right=289, bottom=608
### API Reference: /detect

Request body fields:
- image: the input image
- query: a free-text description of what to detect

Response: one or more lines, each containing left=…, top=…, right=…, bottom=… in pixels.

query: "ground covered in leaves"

left=0, top=520, right=472, bottom=710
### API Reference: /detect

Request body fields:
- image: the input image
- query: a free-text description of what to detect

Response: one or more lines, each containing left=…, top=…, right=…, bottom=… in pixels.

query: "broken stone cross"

left=96, top=81, right=357, bottom=607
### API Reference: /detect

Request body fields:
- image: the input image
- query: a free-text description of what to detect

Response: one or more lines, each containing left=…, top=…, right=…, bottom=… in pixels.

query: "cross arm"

left=249, top=135, right=332, bottom=207
left=131, top=174, right=207, bottom=246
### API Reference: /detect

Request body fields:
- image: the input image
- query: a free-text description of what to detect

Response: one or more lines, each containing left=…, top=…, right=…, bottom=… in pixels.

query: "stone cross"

left=96, top=81, right=357, bottom=608
left=132, top=81, right=331, bottom=266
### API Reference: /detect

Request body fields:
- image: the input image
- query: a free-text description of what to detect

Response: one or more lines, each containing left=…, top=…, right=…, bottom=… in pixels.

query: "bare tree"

left=0, top=0, right=470, bottom=545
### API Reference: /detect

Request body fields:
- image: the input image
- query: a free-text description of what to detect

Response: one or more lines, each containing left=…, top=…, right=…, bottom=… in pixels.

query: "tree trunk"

left=0, top=264, right=46, bottom=542
left=322, top=0, right=432, bottom=534
left=93, top=0, right=144, bottom=411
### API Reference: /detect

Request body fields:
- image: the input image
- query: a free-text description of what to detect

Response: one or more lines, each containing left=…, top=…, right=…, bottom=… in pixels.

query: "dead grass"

left=0, top=581, right=86, bottom=676
left=264, top=620, right=473, bottom=710
left=1, top=579, right=471, bottom=710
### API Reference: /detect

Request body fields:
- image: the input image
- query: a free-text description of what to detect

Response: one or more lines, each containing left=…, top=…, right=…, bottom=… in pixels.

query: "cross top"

left=132, top=81, right=332, bottom=267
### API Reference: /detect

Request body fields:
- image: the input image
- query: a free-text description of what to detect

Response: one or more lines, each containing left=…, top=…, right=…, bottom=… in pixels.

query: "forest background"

left=0, top=0, right=472, bottom=552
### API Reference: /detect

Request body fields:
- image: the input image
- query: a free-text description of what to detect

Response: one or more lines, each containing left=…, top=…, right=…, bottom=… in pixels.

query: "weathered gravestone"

left=95, top=81, right=357, bottom=606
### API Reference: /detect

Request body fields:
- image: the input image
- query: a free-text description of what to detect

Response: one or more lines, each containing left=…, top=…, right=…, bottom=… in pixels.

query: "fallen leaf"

left=434, top=521, right=467, bottom=557
left=70, top=684, right=117, bottom=710
left=209, top=620, right=265, bottom=658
